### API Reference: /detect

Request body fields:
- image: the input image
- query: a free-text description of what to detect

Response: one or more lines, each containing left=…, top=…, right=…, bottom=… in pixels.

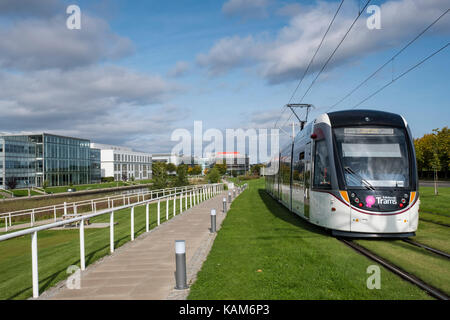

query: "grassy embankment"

left=188, top=178, right=431, bottom=299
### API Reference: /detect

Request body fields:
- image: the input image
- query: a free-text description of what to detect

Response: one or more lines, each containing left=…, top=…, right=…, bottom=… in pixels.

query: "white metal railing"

left=0, top=184, right=216, bottom=231
left=0, top=183, right=225, bottom=298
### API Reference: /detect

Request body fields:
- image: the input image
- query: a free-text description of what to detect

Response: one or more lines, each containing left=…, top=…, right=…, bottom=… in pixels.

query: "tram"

left=265, top=110, right=419, bottom=237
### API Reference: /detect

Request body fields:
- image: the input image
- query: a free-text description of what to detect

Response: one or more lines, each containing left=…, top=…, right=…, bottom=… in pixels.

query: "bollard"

left=223, top=197, right=227, bottom=213
left=175, top=240, right=188, bottom=289
left=233, top=189, right=236, bottom=198
left=210, top=209, right=216, bottom=233
left=228, top=192, right=231, bottom=203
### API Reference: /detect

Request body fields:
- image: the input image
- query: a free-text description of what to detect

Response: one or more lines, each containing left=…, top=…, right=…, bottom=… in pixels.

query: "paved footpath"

left=39, top=191, right=233, bottom=300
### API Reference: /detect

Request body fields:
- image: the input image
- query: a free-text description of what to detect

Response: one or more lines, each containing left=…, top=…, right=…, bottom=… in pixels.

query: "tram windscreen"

left=334, top=127, right=410, bottom=188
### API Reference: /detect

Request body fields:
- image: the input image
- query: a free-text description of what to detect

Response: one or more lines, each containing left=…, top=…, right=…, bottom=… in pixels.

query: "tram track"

left=339, top=238, right=449, bottom=300
left=403, top=238, right=450, bottom=259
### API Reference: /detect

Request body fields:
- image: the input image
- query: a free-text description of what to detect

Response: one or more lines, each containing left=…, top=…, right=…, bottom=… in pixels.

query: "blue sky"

left=0, top=0, right=448, bottom=160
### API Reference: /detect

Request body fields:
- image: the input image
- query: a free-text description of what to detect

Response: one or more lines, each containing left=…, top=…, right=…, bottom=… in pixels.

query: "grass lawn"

left=188, top=179, right=430, bottom=300
left=356, top=239, right=450, bottom=295
left=11, top=190, right=42, bottom=197
left=413, top=220, right=450, bottom=253
left=43, top=181, right=131, bottom=194
left=418, top=212, right=450, bottom=227
left=0, top=194, right=194, bottom=300
left=418, top=186, right=450, bottom=217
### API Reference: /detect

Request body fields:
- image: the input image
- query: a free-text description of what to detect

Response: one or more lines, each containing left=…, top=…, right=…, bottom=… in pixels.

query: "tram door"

left=304, top=142, right=311, bottom=219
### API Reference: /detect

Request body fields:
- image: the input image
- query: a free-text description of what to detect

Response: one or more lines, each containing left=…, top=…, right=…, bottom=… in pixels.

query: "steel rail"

left=339, top=239, right=449, bottom=300
left=403, top=239, right=450, bottom=260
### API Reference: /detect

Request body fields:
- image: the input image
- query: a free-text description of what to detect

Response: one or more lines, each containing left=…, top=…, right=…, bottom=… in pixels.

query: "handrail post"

left=174, top=194, right=176, bottom=216
left=110, top=211, right=114, bottom=253
left=146, top=203, right=149, bottom=233
left=5, top=217, right=8, bottom=232
left=31, top=231, right=39, bottom=298
left=53, top=206, right=57, bottom=222
left=31, top=209, right=35, bottom=226
left=190, top=191, right=192, bottom=208
left=8, top=213, right=11, bottom=227
left=185, top=191, right=187, bottom=211
left=166, top=197, right=169, bottom=221
left=64, top=202, right=67, bottom=215
left=131, top=207, right=135, bottom=241
left=80, top=218, right=85, bottom=270
left=157, top=199, right=161, bottom=226
left=180, top=192, right=182, bottom=213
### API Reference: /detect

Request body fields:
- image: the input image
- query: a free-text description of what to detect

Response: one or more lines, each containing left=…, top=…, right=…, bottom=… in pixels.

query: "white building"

left=90, top=143, right=152, bottom=181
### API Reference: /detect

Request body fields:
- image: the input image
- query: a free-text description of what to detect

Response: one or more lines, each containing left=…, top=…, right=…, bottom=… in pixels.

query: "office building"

left=0, top=133, right=96, bottom=188
left=209, top=152, right=250, bottom=175
left=90, top=143, right=152, bottom=181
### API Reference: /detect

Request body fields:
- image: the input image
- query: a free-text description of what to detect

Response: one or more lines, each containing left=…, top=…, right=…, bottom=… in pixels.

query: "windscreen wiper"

left=344, top=167, right=376, bottom=191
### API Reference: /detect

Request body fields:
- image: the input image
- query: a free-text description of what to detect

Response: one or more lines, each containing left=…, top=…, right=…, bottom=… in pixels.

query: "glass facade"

left=42, top=134, right=91, bottom=187
left=0, top=136, right=36, bottom=189
left=0, top=133, right=101, bottom=189
left=90, top=148, right=101, bottom=183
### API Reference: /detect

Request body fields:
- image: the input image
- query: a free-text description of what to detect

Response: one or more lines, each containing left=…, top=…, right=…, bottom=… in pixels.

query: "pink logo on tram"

left=365, top=195, right=376, bottom=208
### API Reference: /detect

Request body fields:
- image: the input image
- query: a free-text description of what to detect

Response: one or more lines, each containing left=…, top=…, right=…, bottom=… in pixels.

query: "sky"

left=0, top=0, right=449, bottom=163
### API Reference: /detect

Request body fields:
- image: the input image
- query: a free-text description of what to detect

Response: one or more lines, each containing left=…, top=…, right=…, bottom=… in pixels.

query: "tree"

left=207, top=167, right=220, bottom=183
left=5, top=177, right=17, bottom=190
left=152, top=162, right=168, bottom=189
left=191, top=165, right=202, bottom=175
left=175, top=164, right=189, bottom=187
left=166, top=163, right=177, bottom=173
left=43, top=180, right=49, bottom=189
left=121, top=173, right=128, bottom=182
left=414, top=127, right=449, bottom=180
left=214, top=163, right=227, bottom=175
left=251, top=164, right=264, bottom=176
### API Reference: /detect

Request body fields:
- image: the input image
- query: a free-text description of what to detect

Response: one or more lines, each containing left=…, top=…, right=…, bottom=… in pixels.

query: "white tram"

left=265, top=110, right=419, bottom=237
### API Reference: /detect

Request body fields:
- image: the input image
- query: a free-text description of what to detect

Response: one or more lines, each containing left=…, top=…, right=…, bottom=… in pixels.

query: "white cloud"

left=168, top=61, right=190, bottom=77
left=197, top=35, right=263, bottom=75
left=0, top=66, right=183, bottom=152
left=0, top=11, right=134, bottom=71
left=199, top=0, right=450, bottom=84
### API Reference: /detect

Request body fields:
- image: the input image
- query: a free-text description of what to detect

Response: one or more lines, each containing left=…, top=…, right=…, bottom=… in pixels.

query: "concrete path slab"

left=38, top=190, right=236, bottom=300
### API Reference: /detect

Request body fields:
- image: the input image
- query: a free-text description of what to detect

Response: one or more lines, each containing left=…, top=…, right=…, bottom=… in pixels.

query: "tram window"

left=299, top=152, right=304, bottom=160
left=313, top=140, right=331, bottom=188
left=293, top=153, right=305, bottom=184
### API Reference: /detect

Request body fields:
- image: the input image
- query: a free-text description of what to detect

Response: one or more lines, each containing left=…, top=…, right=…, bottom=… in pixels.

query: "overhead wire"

left=326, top=8, right=450, bottom=112
left=280, top=0, right=372, bottom=130
left=273, top=0, right=346, bottom=132
left=350, top=41, right=450, bottom=109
